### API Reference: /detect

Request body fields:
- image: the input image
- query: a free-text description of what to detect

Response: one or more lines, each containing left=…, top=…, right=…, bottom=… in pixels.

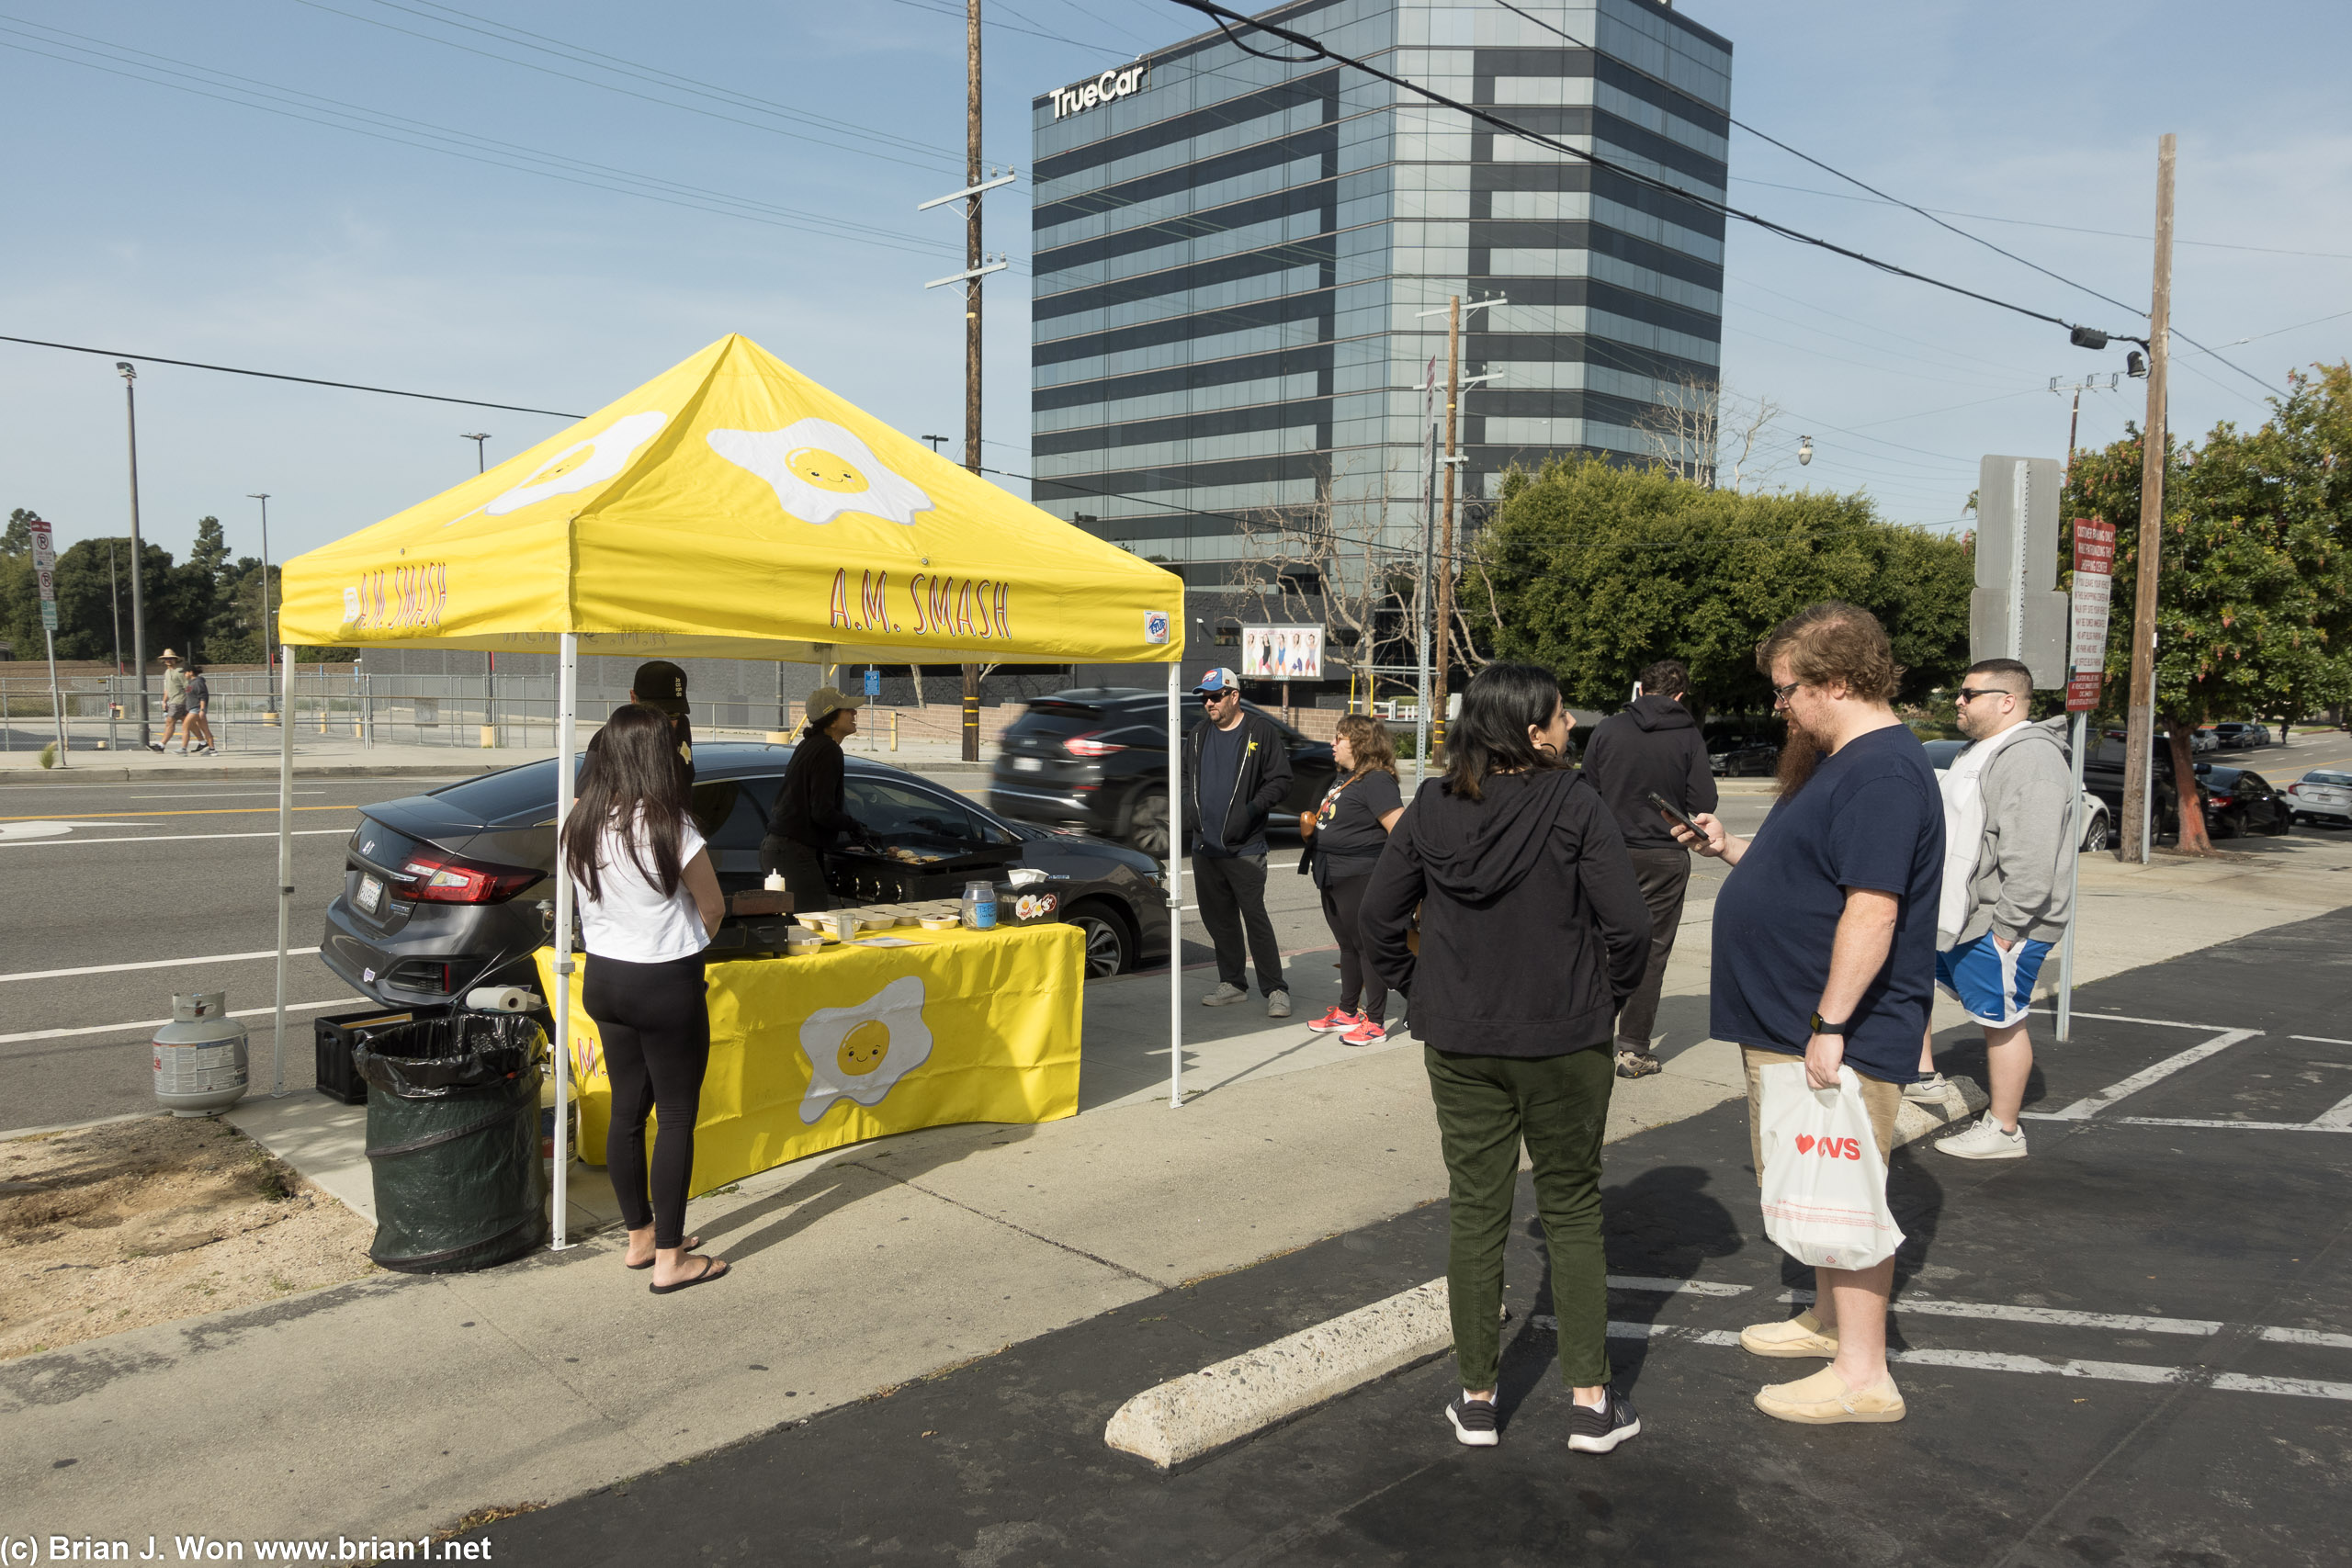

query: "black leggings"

left=583, top=951, right=710, bottom=1249
left=1319, top=873, right=1386, bottom=1023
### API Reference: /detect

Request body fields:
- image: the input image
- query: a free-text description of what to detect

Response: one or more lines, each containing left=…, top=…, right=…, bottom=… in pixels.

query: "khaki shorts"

left=1743, top=1044, right=1901, bottom=1187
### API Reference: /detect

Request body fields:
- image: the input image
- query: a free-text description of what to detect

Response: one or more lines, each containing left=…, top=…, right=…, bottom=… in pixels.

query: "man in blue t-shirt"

left=1675, top=602, right=1942, bottom=1429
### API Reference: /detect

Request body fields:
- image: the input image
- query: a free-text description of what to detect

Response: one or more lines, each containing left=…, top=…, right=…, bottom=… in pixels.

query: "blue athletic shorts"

left=1936, top=932, right=2052, bottom=1028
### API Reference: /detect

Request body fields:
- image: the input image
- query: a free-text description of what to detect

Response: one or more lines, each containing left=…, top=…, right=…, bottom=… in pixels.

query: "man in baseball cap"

left=1184, top=666, right=1294, bottom=1017
left=761, top=683, right=874, bottom=913
left=590, top=659, right=695, bottom=783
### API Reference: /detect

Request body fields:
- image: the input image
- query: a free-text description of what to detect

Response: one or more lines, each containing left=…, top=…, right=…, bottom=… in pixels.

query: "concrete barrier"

left=1103, top=1278, right=1455, bottom=1469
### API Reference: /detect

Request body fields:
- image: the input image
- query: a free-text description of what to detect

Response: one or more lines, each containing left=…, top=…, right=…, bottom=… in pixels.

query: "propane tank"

left=153, top=991, right=250, bottom=1117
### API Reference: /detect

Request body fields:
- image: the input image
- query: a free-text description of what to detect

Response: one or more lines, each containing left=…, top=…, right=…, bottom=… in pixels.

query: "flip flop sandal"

left=648, top=1256, right=729, bottom=1296
left=1615, top=1048, right=1663, bottom=1079
left=625, top=1235, right=702, bottom=1270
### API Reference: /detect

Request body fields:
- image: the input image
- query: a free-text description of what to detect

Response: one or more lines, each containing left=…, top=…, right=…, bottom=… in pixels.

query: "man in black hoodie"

left=1581, top=658, right=1718, bottom=1079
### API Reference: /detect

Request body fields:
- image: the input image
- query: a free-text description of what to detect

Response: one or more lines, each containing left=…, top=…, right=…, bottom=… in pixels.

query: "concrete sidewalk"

left=6, top=834, right=2349, bottom=1543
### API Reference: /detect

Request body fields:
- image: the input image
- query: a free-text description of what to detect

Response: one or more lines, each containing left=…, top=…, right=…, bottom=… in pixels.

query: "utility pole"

left=1415, top=293, right=1503, bottom=756
left=119, top=362, right=151, bottom=749
left=460, top=433, right=490, bottom=473
left=919, top=3, right=1012, bottom=762
left=249, top=493, right=277, bottom=721
left=2118, top=133, right=2175, bottom=867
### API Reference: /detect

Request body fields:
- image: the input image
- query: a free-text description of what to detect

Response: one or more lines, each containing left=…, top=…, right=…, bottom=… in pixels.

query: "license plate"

left=1012, top=757, right=1043, bottom=773
left=357, top=874, right=384, bottom=914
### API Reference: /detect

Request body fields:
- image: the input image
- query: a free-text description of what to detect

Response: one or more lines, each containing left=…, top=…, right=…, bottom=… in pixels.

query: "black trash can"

left=355, top=1012, right=549, bottom=1273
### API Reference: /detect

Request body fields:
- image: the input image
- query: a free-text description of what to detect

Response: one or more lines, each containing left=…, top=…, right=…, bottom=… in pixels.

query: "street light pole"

left=119, top=362, right=151, bottom=748
left=248, top=493, right=274, bottom=718
left=460, top=432, right=491, bottom=473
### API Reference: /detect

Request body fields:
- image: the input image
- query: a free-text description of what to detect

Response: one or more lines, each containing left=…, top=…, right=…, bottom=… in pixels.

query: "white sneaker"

left=1936, top=1115, right=2028, bottom=1160
left=1266, top=989, right=1292, bottom=1019
left=1200, top=982, right=1249, bottom=1008
left=1902, top=1072, right=1951, bottom=1104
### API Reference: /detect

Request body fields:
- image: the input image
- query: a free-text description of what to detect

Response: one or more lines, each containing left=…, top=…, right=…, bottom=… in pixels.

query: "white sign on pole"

left=1969, top=455, right=2070, bottom=688
left=2068, top=518, right=2117, bottom=673
left=1241, top=625, right=1322, bottom=682
left=29, top=517, right=59, bottom=631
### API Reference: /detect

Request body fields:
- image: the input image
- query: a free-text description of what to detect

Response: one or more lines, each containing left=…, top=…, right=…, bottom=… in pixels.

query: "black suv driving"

left=989, top=686, right=1335, bottom=857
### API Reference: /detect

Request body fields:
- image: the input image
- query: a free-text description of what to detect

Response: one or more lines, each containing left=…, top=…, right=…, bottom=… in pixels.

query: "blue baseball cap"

left=1192, top=667, right=1242, bottom=695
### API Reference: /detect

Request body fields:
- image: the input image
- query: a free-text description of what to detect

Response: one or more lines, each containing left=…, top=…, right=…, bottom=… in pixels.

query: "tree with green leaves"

left=2064, top=361, right=2352, bottom=853
left=1471, top=457, right=1972, bottom=713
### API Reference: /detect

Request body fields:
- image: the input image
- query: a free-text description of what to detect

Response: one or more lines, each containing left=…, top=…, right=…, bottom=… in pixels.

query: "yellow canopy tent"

left=274, top=334, right=1191, bottom=1247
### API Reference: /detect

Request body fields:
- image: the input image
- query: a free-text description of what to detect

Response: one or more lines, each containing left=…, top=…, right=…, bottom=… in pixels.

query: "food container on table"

left=920, top=915, right=960, bottom=931
left=961, top=881, right=998, bottom=931
left=784, top=932, right=823, bottom=956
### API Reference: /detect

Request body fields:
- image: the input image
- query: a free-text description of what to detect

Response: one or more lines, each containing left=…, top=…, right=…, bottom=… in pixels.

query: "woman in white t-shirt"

left=560, top=705, right=728, bottom=1294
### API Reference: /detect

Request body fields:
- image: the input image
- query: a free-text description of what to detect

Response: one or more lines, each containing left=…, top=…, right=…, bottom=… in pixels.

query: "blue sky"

left=4, top=0, right=2346, bottom=570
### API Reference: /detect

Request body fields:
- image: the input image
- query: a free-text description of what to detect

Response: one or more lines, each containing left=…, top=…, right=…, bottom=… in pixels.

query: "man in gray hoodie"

left=1926, top=658, right=2075, bottom=1160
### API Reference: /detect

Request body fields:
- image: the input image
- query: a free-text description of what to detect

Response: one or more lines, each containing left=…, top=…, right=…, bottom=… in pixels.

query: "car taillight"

left=396, top=852, right=537, bottom=904
left=1065, top=731, right=1125, bottom=759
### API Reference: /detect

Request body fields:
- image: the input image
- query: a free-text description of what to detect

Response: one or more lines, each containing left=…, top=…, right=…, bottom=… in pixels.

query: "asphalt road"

left=469, top=907, right=2352, bottom=1568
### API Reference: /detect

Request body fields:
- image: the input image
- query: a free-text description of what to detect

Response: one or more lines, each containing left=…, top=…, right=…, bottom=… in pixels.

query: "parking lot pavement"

left=468, top=907, right=2352, bottom=1568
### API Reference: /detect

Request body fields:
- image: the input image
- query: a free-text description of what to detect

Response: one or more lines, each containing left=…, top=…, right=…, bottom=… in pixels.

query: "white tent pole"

left=550, top=633, right=578, bottom=1249
left=1167, top=660, right=1183, bottom=1111
left=271, top=642, right=295, bottom=1097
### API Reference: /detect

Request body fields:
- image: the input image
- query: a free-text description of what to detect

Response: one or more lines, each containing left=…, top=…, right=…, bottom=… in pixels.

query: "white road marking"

left=2311, top=1094, right=2352, bottom=1131
left=0, top=947, right=322, bottom=985
left=2027, top=1009, right=2242, bottom=1032
left=0, top=996, right=363, bottom=1047
left=1888, top=1348, right=2190, bottom=1384
left=2040, top=1028, right=2260, bottom=1120
left=129, top=789, right=328, bottom=797
left=1778, top=1290, right=2220, bottom=1334
left=0, top=819, right=160, bottom=840
left=2211, top=1373, right=2352, bottom=1401
left=2291, top=1034, right=2352, bottom=1047
left=2077, top=1116, right=2352, bottom=1134
left=1607, top=1275, right=1752, bottom=1297
left=2260, top=1326, right=2352, bottom=1350
left=0, top=828, right=353, bottom=849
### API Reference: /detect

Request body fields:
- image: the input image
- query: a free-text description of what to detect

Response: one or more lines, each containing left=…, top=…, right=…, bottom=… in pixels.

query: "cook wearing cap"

left=761, top=683, right=874, bottom=915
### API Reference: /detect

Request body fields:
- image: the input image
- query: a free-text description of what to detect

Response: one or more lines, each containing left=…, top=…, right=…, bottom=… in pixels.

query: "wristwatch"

left=1809, top=1011, right=1850, bottom=1035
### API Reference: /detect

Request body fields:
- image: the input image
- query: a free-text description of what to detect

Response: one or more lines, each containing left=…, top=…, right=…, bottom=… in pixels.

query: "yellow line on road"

left=0, top=805, right=366, bottom=822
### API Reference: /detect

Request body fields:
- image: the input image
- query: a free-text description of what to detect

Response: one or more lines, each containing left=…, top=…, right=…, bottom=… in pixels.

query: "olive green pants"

left=1424, top=1043, right=1615, bottom=1391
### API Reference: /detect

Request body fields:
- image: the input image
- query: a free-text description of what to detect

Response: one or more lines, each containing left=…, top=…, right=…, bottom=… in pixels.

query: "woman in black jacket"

left=760, top=684, right=872, bottom=915
left=1297, top=713, right=1404, bottom=1044
left=1362, top=662, right=1651, bottom=1454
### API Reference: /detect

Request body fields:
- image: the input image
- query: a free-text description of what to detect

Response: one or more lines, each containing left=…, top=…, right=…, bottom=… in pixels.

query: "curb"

left=1103, top=1279, right=1455, bottom=1470
left=1099, top=1070, right=1995, bottom=1469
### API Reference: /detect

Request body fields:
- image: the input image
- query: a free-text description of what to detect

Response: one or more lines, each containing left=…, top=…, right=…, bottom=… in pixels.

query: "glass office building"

left=1029, top=0, right=1732, bottom=585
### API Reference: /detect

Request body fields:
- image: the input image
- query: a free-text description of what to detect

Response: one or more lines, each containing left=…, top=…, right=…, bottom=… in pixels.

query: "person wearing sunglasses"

left=1182, top=667, right=1294, bottom=1016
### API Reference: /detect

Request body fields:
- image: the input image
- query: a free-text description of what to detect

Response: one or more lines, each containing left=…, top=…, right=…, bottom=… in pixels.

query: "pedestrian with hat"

left=762, top=683, right=876, bottom=916
left=1184, top=667, right=1294, bottom=1017
left=148, top=649, right=188, bottom=753
left=628, top=660, right=695, bottom=785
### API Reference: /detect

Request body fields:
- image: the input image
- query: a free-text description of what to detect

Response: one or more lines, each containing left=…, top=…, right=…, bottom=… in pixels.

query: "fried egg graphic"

left=707, top=418, right=934, bottom=526
left=797, top=974, right=933, bottom=1123
left=484, top=410, right=671, bottom=516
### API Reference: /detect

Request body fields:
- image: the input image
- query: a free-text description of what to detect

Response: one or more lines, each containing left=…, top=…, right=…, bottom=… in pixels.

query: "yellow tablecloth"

left=533, top=923, right=1083, bottom=1195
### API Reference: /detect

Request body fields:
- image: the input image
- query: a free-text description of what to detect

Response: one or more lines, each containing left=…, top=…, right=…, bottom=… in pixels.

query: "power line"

left=0, top=333, right=585, bottom=418
left=1478, top=0, right=2278, bottom=399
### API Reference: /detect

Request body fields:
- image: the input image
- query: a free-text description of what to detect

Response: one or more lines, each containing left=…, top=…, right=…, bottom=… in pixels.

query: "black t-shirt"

left=1710, top=725, right=1943, bottom=1082
left=1310, top=769, right=1403, bottom=885
left=1196, top=720, right=1255, bottom=855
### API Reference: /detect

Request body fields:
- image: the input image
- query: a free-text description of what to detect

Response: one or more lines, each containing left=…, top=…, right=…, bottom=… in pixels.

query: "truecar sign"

left=1050, top=63, right=1148, bottom=119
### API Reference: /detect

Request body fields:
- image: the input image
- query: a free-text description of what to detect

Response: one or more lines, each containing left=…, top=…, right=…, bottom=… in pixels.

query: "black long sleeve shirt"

left=771, top=729, right=860, bottom=848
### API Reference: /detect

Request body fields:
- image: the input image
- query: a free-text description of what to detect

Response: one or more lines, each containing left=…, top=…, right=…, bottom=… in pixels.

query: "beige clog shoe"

left=1738, top=1308, right=1839, bottom=1359
left=1754, top=1365, right=1906, bottom=1424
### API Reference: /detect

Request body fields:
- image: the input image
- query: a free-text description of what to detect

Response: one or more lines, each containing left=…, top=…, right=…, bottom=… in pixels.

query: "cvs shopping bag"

left=1757, top=1060, right=1905, bottom=1270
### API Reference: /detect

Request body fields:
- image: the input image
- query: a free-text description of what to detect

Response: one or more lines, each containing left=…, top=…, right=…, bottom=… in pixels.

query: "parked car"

left=1920, top=739, right=2111, bottom=852
left=988, top=686, right=1335, bottom=857
left=322, top=743, right=1172, bottom=1010
left=2188, top=728, right=2219, bottom=754
left=2211, top=722, right=2270, bottom=750
left=2286, top=768, right=2352, bottom=827
left=2193, top=763, right=2291, bottom=838
left=1708, top=738, right=1781, bottom=778
left=2082, top=744, right=2207, bottom=844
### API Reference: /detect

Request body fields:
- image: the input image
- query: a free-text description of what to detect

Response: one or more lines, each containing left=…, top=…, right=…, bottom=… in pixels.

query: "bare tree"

left=1227, top=460, right=1419, bottom=708
left=1634, top=374, right=1783, bottom=491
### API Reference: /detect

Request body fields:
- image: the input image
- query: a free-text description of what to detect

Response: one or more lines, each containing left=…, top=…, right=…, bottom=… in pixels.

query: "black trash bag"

left=359, top=1014, right=548, bottom=1273
left=353, top=1012, right=544, bottom=1099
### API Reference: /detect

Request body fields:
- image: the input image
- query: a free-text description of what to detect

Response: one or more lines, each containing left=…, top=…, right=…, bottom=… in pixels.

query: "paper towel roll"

left=466, top=986, right=542, bottom=1013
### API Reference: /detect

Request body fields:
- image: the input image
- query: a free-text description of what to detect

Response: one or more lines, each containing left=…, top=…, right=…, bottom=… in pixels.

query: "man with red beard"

left=1671, top=602, right=1942, bottom=1426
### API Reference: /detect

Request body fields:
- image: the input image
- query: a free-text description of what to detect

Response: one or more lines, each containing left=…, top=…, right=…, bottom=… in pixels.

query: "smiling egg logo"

left=707, top=418, right=934, bottom=526
left=797, top=974, right=933, bottom=1122
left=483, top=410, right=671, bottom=516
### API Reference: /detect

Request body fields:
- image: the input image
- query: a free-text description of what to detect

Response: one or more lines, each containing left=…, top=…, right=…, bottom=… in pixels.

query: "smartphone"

left=1645, top=790, right=1703, bottom=837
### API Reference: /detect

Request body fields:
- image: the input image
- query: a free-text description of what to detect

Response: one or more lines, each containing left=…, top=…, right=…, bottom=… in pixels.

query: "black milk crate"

left=313, top=1006, right=448, bottom=1105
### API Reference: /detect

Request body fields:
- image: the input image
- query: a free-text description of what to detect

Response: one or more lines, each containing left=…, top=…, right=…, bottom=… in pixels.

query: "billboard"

left=1241, top=625, right=1322, bottom=682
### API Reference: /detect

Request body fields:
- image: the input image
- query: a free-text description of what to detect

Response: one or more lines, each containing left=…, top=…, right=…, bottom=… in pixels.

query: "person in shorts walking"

left=1672, top=603, right=1942, bottom=1426
left=1580, top=657, right=1717, bottom=1078
left=1184, top=667, right=1294, bottom=1017
left=180, top=662, right=216, bottom=755
left=149, top=649, right=187, bottom=752
left=1923, top=659, right=2075, bottom=1160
